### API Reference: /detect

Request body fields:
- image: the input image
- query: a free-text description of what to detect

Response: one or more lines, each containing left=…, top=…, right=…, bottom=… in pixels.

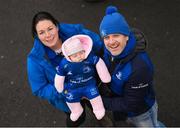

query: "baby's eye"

left=71, top=54, right=77, bottom=58
left=79, top=51, right=85, bottom=54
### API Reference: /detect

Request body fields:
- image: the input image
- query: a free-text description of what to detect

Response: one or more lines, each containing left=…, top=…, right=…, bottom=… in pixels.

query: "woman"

left=27, top=11, right=103, bottom=126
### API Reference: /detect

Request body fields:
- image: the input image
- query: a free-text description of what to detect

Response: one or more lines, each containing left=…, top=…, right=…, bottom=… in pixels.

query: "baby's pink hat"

left=62, top=34, right=93, bottom=61
left=63, top=38, right=84, bottom=56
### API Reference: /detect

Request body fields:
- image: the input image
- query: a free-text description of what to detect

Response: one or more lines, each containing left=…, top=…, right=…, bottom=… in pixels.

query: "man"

left=99, top=5, right=165, bottom=127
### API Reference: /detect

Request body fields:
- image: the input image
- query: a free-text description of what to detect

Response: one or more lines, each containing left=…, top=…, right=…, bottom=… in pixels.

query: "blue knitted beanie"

left=99, top=6, right=130, bottom=37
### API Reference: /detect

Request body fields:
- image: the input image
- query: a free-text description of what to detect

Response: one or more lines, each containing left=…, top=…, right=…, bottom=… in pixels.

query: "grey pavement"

left=0, top=0, right=180, bottom=127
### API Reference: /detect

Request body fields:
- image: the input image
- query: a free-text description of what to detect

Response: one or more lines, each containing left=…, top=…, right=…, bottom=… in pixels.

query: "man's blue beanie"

left=99, top=6, right=130, bottom=38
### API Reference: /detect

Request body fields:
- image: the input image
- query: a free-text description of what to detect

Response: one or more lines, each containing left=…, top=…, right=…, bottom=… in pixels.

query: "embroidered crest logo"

left=116, top=71, right=122, bottom=80
left=66, top=93, right=73, bottom=100
left=56, top=66, right=59, bottom=72
left=83, top=66, right=91, bottom=73
left=90, top=87, right=98, bottom=96
left=67, top=71, right=72, bottom=75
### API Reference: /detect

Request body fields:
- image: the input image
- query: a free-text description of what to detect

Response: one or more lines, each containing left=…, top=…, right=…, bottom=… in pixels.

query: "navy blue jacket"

left=101, top=29, right=156, bottom=117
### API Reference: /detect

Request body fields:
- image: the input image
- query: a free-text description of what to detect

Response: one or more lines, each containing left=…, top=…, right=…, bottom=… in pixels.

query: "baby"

left=55, top=34, right=111, bottom=122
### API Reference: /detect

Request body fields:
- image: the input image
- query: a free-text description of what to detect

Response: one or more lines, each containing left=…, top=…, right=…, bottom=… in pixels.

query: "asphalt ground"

left=0, top=0, right=180, bottom=127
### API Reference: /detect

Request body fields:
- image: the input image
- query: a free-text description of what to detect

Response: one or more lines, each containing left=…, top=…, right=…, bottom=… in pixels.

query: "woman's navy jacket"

left=27, top=23, right=103, bottom=112
left=102, top=29, right=156, bottom=117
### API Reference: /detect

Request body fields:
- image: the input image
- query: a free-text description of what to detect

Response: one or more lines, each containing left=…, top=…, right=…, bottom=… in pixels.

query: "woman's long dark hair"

left=32, top=11, right=59, bottom=38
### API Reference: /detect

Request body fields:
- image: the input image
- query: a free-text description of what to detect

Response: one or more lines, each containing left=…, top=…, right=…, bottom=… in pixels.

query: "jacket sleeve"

left=102, top=66, right=153, bottom=113
left=27, top=57, right=59, bottom=101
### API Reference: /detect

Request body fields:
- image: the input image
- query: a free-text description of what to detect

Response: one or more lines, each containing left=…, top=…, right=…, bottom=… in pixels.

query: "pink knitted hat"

left=63, top=38, right=84, bottom=56
left=62, top=34, right=93, bottom=61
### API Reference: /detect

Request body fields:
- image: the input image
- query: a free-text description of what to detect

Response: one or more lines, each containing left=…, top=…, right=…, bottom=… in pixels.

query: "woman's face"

left=36, top=20, right=59, bottom=48
left=103, top=34, right=128, bottom=56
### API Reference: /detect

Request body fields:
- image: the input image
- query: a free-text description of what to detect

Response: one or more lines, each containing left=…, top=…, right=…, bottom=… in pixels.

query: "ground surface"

left=0, top=0, right=180, bottom=127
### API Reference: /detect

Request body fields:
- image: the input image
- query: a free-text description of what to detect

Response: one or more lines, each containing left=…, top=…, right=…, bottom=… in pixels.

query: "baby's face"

left=69, top=50, right=85, bottom=62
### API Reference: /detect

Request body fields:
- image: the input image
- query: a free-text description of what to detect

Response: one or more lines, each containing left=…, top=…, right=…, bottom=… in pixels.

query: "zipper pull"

left=111, top=57, right=114, bottom=62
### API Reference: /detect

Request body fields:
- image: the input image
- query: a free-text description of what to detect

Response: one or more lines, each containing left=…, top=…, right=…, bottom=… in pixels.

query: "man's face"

left=103, top=34, right=129, bottom=56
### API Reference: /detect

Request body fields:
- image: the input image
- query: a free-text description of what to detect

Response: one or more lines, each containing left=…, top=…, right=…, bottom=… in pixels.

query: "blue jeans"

left=127, top=102, right=165, bottom=127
